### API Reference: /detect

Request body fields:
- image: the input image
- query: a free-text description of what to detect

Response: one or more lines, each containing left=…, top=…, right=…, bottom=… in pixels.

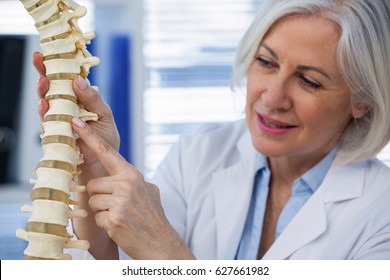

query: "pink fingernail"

left=38, top=98, right=43, bottom=106
left=76, top=76, right=88, bottom=90
left=72, top=117, right=85, bottom=128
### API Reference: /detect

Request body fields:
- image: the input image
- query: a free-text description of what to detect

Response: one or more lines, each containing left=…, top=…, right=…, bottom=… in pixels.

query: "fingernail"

left=76, top=76, right=88, bottom=90
left=33, top=52, right=41, bottom=59
left=72, top=117, right=85, bottom=128
left=38, top=98, right=43, bottom=106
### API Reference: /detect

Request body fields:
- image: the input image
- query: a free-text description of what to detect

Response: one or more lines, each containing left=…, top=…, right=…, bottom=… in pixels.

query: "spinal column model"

left=16, top=0, right=100, bottom=260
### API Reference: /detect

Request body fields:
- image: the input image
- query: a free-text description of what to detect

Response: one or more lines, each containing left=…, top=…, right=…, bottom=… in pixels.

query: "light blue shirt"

left=235, top=149, right=336, bottom=259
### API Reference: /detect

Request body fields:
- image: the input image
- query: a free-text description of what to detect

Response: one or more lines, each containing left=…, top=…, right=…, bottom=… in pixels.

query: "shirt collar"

left=300, top=148, right=337, bottom=193
left=255, top=147, right=337, bottom=193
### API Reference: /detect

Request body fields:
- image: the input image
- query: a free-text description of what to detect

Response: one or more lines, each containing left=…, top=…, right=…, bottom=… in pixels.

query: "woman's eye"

left=299, top=75, right=322, bottom=90
left=255, top=56, right=275, bottom=69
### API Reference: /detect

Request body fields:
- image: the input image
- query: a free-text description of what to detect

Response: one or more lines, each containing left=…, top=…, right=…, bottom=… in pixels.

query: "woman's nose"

left=262, top=75, right=292, bottom=111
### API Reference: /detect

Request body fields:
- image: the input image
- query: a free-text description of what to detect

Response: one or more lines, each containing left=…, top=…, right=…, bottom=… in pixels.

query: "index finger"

left=71, top=117, right=130, bottom=175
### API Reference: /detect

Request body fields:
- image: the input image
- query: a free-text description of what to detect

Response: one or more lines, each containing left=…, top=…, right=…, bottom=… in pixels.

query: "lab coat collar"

left=212, top=128, right=367, bottom=259
left=212, top=129, right=257, bottom=259
left=263, top=155, right=367, bottom=259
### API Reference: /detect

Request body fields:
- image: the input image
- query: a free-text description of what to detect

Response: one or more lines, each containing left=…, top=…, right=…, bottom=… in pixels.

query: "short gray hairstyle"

left=232, top=0, right=390, bottom=163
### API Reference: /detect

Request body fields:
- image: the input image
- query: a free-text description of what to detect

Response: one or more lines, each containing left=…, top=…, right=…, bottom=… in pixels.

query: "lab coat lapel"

left=263, top=157, right=366, bottom=259
left=212, top=131, right=257, bottom=259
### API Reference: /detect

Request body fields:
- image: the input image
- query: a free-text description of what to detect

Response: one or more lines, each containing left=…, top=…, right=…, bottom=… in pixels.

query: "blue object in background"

left=108, top=35, right=132, bottom=163
left=86, top=37, right=97, bottom=86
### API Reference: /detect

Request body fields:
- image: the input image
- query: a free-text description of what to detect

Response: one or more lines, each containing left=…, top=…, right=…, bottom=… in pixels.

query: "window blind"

left=143, top=0, right=263, bottom=177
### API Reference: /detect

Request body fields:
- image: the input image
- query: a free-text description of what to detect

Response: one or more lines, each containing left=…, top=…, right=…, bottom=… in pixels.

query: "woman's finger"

left=38, top=98, right=49, bottom=122
left=73, top=76, right=113, bottom=119
left=87, top=176, right=115, bottom=196
left=37, top=76, right=50, bottom=99
left=32, top=52, right=46, bottom=76
left=88, top=194, right=113, bottom=212
left=71, top=117, right=131, bottom=175
left=94, top=210, right=111, bottom=233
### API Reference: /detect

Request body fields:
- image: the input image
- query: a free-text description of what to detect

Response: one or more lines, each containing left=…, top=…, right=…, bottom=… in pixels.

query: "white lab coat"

left=151, top=119, right=390, bottom=259
left=68, top=119, right=390, bottom=259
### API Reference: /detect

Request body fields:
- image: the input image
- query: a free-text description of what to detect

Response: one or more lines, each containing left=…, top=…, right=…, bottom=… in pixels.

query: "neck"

left=268, top=152, right=328, bottom=188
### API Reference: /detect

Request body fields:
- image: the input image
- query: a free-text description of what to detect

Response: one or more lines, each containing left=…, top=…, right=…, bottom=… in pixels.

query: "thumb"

left=73, top=76, right=110, bottom=117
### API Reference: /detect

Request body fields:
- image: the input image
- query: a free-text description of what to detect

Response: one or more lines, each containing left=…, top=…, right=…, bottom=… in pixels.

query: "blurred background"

left=1, top=0, right=390, bottom=260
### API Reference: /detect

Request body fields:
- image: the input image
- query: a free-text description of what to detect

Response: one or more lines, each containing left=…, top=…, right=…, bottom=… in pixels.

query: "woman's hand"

left=33, top=52, right=120, bottom=168
left=71, top=117, right=196, bottom=260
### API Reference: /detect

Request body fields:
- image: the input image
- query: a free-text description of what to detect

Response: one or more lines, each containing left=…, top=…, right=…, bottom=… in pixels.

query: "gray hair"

left=232, top=0, right=390, bottom=163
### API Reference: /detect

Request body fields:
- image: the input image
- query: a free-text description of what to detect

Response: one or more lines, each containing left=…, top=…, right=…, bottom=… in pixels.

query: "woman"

left=34, top=0, right=390, bottom=259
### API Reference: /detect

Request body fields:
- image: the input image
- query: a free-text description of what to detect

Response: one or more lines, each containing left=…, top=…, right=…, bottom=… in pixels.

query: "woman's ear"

left=352, top=103, right=370, bottom=119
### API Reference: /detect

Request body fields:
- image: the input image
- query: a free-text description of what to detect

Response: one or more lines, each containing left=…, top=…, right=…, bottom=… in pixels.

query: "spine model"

left=16, top=0, right=100, bottom=260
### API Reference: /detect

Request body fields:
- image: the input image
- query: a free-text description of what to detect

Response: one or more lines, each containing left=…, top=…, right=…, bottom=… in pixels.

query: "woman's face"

left=246, top=15, right=365, bottom=164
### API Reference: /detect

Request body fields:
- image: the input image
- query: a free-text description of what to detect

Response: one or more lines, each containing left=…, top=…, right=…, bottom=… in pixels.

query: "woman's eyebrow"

left=296, top=65, right=331, bottom=80
left=260, top=43, right=279, bottom=60
left=260, top=43, right=331, bottom=80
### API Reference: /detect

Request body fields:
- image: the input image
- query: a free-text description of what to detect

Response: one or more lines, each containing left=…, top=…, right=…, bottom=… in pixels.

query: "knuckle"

left=97, top=103, right=114, bottom=122
left=131, top=170, right=145, bottom=183
left=88, top=195, right=96, bottom=210
left=86, top=180, right=96, bottom=196
left=108, top=210, right=124, bottom=228
left=118, top=181, right=131, bottom=193
left=95, top=212, right=108, bottom=231
left=104, top=105, right=114, bottom=118
left=94, top=212, right=103, bottom=226
left=89, top=88, right=100, bottom=103
left=150, top=183, right=160, bottom=195
left=87, top=87, right=104, bottom=107
left=97, top=138, right=113, bottom=154
left=116, top=195, right=128, bottom=207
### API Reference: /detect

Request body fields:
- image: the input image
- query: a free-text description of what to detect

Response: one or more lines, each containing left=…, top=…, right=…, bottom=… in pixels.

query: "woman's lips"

left=257, top=114, right=298, bottom=135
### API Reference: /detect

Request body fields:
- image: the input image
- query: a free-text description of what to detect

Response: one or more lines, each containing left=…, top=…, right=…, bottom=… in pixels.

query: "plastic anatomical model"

left=16, top=0, right=99, bottom=260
